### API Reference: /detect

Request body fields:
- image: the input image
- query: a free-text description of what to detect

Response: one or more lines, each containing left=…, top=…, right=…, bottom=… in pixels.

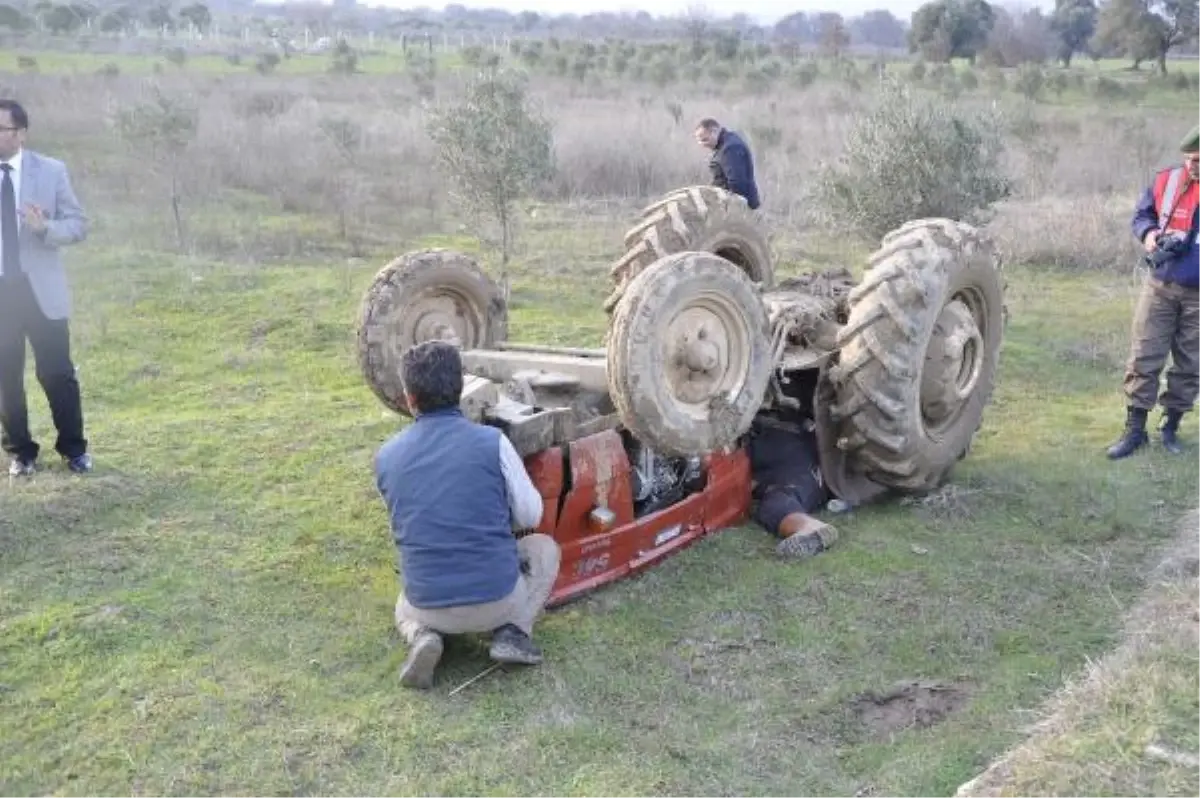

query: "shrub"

left=810, top=80, right=1013, bottom=242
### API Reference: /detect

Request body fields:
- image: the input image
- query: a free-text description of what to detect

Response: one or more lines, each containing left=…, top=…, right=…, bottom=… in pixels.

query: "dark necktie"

left=1, top=163, right=18, bottom=276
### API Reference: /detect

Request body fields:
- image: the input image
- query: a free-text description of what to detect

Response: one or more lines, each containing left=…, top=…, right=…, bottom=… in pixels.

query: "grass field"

left=1, top=42, right=1199, bottom=796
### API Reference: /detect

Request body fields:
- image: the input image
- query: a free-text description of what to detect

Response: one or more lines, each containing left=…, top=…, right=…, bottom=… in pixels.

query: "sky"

left=364, top=0, right=1058, bottom=24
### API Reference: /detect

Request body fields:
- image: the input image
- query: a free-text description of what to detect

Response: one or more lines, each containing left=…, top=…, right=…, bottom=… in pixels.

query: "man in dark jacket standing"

left=1107, top=125, right=1199, bottom=459
left=694, top=118, right=760, bottom=210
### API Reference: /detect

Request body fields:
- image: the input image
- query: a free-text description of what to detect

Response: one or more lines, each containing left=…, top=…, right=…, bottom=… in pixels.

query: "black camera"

left=1146, top=231, right=1191, bottom=268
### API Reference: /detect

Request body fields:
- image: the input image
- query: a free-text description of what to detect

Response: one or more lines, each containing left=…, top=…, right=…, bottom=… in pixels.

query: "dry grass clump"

left=0, top=65, right=1193, bottom=267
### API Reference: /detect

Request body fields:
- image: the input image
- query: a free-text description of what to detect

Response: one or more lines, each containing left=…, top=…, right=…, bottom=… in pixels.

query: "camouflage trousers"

left=1122, top=277, right=1200, bottom=412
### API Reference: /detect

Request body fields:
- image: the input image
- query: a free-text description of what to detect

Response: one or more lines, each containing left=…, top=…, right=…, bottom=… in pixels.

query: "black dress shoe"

left=66, top=453, right=93, bottom=474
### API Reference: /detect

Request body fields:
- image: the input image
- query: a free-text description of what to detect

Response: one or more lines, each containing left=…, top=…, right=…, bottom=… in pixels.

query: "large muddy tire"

left=357, top=249, right=507, bottom=417
left=827, top=218, right=1006, bottom=493
left=604, top=185, right=774, bottom=314
left=608, top=250, right=773, bottom=457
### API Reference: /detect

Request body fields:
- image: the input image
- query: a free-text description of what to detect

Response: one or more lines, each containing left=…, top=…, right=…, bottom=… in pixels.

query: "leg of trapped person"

left=755, top=486, right=838, bottom=559
left=748, top=416, right=837, bottom=559
left=1110, top=278, right=1177, bottom=459
left=489, top=533, right=561, bottom=666
left=1159, top=286, right=1200, bottom=454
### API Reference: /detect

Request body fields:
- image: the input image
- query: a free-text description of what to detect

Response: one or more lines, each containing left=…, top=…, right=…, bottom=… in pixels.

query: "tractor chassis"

left=450, top=343, right=810, bottom=609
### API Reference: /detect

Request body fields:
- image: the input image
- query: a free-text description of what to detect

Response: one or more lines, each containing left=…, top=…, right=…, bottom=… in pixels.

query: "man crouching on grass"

left=374, top=340, right=561, bottom=689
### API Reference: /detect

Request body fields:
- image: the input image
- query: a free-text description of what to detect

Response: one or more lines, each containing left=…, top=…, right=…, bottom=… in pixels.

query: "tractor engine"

left=628, top=439, right=704, bottom=517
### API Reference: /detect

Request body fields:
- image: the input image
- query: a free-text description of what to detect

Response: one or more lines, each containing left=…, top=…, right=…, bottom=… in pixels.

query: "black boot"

left=489, top=623, right=543, bottom=665
left=1161, top=409, right=1185, bottom=455
left=1106, top=406, right=1149, bottom=460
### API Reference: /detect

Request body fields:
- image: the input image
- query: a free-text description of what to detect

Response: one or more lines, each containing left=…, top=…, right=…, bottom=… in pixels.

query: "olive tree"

left=811, top=79, right=1012, bottom=242
left=424, top=67, right=555, bottom=301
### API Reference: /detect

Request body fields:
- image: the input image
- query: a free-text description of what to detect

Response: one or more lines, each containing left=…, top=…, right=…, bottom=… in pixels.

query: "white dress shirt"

left=497, top=433, right=544, bottom=530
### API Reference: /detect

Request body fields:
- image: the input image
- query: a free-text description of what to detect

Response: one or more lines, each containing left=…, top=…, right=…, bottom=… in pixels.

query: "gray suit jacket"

left=5, top=149, right=89, bottom=320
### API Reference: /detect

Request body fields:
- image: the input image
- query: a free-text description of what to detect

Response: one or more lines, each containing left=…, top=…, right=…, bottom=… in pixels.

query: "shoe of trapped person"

left=8, top=457, right=35, bottom=477
left=1106, top=406, right=1149, bottom=460
left=488, top=623, right=543, bottom=666
left=1161, top=410, right=1185, bottom=455
left=775, top=514, right=839, bottom=559
left=66, top=453, right=94, bottom=474
left=399, top=628, right=444, bottom=690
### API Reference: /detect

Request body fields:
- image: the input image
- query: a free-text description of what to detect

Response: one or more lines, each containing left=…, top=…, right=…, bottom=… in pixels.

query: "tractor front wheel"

left=357, top=249, right=507, bottom=417
left=607, top=250, right=774, bottom=457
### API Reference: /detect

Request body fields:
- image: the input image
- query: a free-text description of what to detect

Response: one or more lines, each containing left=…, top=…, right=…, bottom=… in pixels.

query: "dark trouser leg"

left=27, top=309, right=87, bottom=459
left=1160, top=287, right=1199, bottom=453
left=1111, top=279, right=1176, bottom=459
left=1122, top=279, right=1177, bottom=410
left=755, top=487, right=804, bottom=537
left=0, top=275, right=35, bottom=462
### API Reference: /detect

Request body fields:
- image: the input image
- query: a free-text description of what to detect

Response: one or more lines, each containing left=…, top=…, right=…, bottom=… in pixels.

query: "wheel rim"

left=397, top=288, right=481, bottom=351
left=662, top=291, right=751, bottom=421
left=921, top=294, right=986, bottom=437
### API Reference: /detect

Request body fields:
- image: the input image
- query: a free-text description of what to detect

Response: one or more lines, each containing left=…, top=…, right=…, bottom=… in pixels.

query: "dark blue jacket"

left=1131, top=169, right=1198, bottom=288
left=374, top=407, right=520, bottom=609
left=710, top=129, right=761, bottom=210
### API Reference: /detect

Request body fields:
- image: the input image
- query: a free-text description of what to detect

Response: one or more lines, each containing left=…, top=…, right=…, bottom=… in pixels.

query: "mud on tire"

left=357, top=249, right=507, bottom=417
left=827, top=219, right=1006, bottom=493
left=604, top=185, right=774, bottom=314
left=608, top=250, right=773, bottom=457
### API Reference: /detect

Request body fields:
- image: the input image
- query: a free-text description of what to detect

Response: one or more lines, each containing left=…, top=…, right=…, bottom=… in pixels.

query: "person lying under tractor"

left=373, top=340, right=562, bottom=690
left=746, top=412, right=840, bottom=559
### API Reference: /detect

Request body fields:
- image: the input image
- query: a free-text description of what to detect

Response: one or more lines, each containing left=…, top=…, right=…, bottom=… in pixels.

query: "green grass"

left=1, top=199, right=1197, bottom=796
left=958, top=511, right=1199, bottom=797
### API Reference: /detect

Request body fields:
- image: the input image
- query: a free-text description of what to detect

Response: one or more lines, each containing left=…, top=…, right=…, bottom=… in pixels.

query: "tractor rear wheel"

left=357, top=249, right=507, bottom=417
left=826, top=219, right=1006, bottom=494
left=607, top=250, right=773, bottom=457
left=604, top=186, right=774, bottom=314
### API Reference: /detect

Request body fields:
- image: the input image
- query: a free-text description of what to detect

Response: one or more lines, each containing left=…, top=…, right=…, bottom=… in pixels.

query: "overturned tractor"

left=357, top=186, right=1006, bottom=605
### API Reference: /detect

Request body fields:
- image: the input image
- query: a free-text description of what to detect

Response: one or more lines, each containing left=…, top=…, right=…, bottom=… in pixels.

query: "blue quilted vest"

left=374, top=408, right=520, bottom=609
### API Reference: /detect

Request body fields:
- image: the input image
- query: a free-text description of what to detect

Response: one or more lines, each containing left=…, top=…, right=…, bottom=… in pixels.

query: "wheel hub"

left=921, top=299, right=983, bottom=431
left=405, top=291, right=474, bottom=349
left=665, top=299, right=748, bottom=416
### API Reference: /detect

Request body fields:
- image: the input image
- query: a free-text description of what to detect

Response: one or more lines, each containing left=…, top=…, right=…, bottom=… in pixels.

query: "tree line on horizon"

left=0, top=0, right=1196, bottom=70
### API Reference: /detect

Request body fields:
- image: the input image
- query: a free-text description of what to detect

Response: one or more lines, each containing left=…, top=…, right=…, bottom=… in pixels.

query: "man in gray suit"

left=0, top=99, right=92, bottom=476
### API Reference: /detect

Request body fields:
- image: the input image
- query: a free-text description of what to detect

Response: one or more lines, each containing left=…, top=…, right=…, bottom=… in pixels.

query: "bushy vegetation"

left=811, top=80, right=1012, bottom=241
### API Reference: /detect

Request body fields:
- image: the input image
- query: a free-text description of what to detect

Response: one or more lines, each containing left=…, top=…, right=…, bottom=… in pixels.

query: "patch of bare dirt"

left=850, top=679, right=971, bottom=737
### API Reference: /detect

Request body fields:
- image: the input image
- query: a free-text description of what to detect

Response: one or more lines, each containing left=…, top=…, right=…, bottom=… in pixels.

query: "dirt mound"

left=850, top=679, right=971, bottom=737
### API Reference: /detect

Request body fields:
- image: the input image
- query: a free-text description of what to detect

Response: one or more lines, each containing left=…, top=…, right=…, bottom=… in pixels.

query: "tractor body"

left=357, top=187, right=1007, bottom=606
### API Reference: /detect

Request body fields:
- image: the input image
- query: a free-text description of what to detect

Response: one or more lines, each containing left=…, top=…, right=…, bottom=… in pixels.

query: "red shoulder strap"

left=1156, top=167, right=1190, bottom=229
